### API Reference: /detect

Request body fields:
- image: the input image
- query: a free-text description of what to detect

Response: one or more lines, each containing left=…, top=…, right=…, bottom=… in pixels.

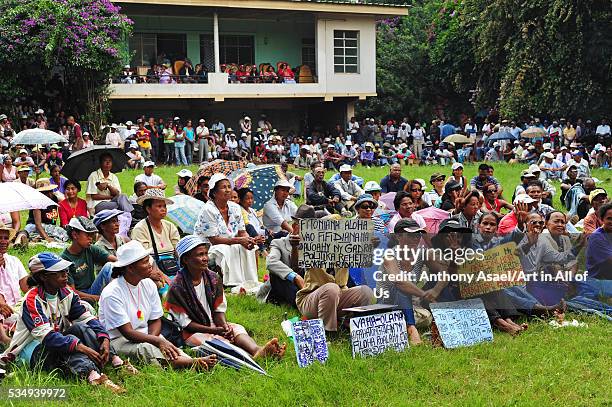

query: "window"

left=221, top=35, right=255, bottom=65
left=333, top=30, right=359, bottom=73
left=129, top=33, right=157, bottom=67
left=302, top=38, right=316, bottom=73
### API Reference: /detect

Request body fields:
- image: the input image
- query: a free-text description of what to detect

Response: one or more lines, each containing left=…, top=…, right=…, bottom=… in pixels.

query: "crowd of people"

left=0, top=109, right=610, bottom=392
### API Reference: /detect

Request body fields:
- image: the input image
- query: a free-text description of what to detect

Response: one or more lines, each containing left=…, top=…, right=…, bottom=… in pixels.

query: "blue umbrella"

left=486, top=131, right=515, bottom=145
left=167, top=195, right=205, bottom=234
left=12, top=129, right=68, bottom=145
left=232, top=165, right=285, bottom=215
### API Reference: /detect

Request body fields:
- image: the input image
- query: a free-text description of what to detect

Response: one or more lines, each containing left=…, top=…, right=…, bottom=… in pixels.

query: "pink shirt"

left=0, top=254, right=27, bottom=308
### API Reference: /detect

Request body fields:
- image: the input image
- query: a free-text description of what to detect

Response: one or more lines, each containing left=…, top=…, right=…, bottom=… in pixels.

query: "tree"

left=0, top=0, right=132, bottom=139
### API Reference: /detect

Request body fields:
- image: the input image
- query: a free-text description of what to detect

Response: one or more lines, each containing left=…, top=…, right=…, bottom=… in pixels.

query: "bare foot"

left=408, top=325, right=422, bottom=345
left=274, top=343, right=287, bottom=360
left=254, top=338, right=281, bottom=359
left=494, top=319, right=522, bottom=336
left=192, top=355, right=218, bottom=371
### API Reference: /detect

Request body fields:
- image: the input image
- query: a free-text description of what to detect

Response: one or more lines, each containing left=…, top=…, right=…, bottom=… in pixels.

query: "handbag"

left=160, top=315, right=184, bottom=347
left=146, top=219, right=180, bottom=276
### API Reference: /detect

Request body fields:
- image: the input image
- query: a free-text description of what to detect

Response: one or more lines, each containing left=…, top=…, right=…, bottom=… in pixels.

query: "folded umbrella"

left=166, top=195, right=205, bottom=234
left=12, top=129, right=68, bottom=145
left=61, top=146, right=127, bottom=181
left=0, top=182, right=56, bottom=213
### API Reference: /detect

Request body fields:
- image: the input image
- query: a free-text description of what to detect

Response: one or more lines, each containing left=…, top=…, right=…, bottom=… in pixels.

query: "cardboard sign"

left=291, top=319, right=328, bottom=368
left=430, top=298, right=493, bottom=349
left=458, top=242, right=524, bottom=298
left=349, top=310, right=408, bottom=358
left=298, top=218, right=374, bottom=269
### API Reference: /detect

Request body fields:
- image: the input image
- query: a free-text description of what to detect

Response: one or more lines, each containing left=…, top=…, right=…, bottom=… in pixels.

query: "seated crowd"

left=0, top=111, right=609, bottom=393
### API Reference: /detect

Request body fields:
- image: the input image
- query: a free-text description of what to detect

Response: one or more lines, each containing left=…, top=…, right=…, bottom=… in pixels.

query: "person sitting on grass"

left=94, top=209, right=129, bottom=257
left=306, top=166, right=343, bottom=216
left=23, top=178, right=68, bottom=243
left=263, top=179, right=297, bottom=238
left=1, top=252, right=133, bottom=393
left=294, top=205, right=375, bottom=335
left=167, top=235, right=286, bottom=359
left=99, top=240, right=217, bottom=370
left=174, top=169, right=192, bottom=195
left=193, top=175, right=210, bottom=203
left=58, top=179, right=88, bottom=227
left=0, top=223, right=28, bottom=346
left=61, top=217, right=116, bottom=304
left=85, top=153, right=133, bottom=216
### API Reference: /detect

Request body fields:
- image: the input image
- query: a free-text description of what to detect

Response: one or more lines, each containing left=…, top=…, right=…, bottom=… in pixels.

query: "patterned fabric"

left=232, top=165, right=286, bottom=215
left=194, top=200, right=245, bottom=243
left=186, top=159, right=247, bottom=195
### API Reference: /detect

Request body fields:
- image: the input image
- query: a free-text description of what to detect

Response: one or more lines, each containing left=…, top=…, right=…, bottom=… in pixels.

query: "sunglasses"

left=486, top=189, right=497, bottom=193
left=359, top=204, right=376, bottom=210
left=410, top=189, right=422, bottom=193
left=529, top=220, right=545, bottom=226
left=433, top=178, right=445, bottom=182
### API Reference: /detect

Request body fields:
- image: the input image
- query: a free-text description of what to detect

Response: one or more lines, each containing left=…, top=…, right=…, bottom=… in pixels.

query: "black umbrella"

left=61, top=146, right=128, bottom=181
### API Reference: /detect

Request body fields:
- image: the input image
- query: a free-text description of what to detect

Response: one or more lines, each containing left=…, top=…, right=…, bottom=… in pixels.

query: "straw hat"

left=35, top=178, right=58, bottom=192
left=0, top=221, right=16, bottom=241
left=137, top=188, right=174, bottom=206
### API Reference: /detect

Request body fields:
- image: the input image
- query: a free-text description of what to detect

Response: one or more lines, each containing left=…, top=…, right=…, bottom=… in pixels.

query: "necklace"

left=125, top=279, right=144, bottom=320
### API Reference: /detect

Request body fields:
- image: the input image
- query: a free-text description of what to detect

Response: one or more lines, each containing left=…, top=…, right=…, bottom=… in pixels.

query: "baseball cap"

left=29, top=252, right=72, bottom=275
left=589, top=189, right=607, bottom=203
left=143, top=161, right=155, bottom=168
left=176, top=169, right=193, bottom=178
left=513, top=194, right=536, bottom=205
left=393, top=218, right=425, bottom=234
left=339, top=164, right=352, bottom=172
left=364, top=181, right=382, bottom=192
left=93, top=209, right=124, bottom=228
left=67, top=216, right=98, bottom=234
left=452, top=162, right=463, bottom=170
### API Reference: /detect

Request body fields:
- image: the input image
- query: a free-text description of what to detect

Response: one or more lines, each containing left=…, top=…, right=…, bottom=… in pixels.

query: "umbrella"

left=12, top=129, right=68, bottom=145
left=443, top=134, right=474, bottom=144
left=521, top=127, right=546, bottom=138
left=0, top=182, right=57, bottom=213
left=232, top=165, right=286, bottom=214
left=186, top=159, right=247, bottom=195
left=61, top=146, right=127, bottom=181
left=486, top=131, right=515, bottom=145
left=379, top=192, right=396, bottom=211
left=166, top=195, right=205, bottom=234
left=414, top=206, right=451, bottom=234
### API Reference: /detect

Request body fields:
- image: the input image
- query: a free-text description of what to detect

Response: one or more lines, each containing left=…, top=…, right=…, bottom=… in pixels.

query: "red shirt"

left=58, top=198, right=88, bottom=226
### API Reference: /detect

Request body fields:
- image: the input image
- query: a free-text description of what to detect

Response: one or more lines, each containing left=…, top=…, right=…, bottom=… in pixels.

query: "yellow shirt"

left=85, top=169, right=121, bottom=209
left=296, top=267, right=349, bottom=309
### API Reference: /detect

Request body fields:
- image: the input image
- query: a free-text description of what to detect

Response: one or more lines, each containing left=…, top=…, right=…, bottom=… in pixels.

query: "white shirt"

left=596, top=124, right=610, bottom=135
left=0, top=253, right=28, bottom=307
left=99, top=277, right=163, bottom=340
left=196, top=125, right=209, bottom=140
left=85, top=169, right=122, bottom=209
left=412, top=128, right=425, bottom=141
left=424, top=190, right=442, bottom=206
left=262, top=197, right=297, bottom=233
left=135, top=173, right=164, bottom=188
left=169, top=277, right=228, bottom=329
left=105, top=132, right=123, bottom=148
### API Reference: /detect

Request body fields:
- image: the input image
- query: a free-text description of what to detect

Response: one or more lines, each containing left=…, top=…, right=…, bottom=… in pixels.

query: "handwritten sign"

left=430, top=298, right=493, bottom=349
left=298, top=218, right=374, bottom=268
left=458, top=242, right=523, bottom=298
left=291, top=319, right=328, bottom=368
left=349, top=310, right=408, bottom=358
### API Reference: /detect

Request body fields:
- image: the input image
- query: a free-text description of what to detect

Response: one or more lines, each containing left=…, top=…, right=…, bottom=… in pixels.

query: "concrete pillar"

left=214, top=12, right=220, bottom=73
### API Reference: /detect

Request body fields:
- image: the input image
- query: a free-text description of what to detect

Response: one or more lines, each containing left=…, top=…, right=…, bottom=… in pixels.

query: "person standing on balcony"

left=196, top=119, right=210, bottom=163
left=183, top=120, right=195, bottom=165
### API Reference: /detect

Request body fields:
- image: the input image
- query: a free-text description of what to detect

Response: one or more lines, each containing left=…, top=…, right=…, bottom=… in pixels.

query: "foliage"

left=0, top=0, right=132, bottom=139
left=361, top=0, right=611, bottom=122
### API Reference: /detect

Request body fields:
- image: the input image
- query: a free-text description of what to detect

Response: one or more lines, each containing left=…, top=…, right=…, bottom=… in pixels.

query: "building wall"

left=129, top=15, right=314, bottom=68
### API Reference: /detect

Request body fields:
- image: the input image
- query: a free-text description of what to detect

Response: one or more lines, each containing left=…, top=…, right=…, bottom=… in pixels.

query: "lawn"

left=2, top=161, right=611, bottom=406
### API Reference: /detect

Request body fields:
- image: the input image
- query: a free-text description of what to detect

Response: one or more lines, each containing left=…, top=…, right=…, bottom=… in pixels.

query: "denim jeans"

left=503, top=285, right=540, bottom=314
left=175, top=144, right=188, bottom=166
left=574, top=277, right=612, bottom=299
left=80, top=263, right=113, bottom=296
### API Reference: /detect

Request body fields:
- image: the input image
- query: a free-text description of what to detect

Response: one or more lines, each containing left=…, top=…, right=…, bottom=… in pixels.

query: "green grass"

left=3, top=162, right=611, bottom=406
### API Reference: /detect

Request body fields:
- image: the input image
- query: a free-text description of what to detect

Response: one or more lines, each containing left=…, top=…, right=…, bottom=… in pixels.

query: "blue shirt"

left=379, top=175, right=407, bottom=193
left=586, top=227, right=612, bottom=279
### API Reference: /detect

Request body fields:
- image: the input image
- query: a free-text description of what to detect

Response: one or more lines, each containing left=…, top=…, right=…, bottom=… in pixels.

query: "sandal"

left=90, top=374, right=126, bottom=394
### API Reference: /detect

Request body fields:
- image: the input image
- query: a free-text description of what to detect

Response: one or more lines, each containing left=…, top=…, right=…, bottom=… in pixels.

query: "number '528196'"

left=4, top=387, right=67, bottom=399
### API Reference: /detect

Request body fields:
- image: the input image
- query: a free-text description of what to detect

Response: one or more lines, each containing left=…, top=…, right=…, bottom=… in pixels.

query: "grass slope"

left=3, top=162, right=611, bottom=406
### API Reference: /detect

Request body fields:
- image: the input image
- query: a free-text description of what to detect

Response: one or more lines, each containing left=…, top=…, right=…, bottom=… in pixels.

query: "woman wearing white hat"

left=99, top=241, right=217, bottom=370
left=194, top=173, right=258, bottom=286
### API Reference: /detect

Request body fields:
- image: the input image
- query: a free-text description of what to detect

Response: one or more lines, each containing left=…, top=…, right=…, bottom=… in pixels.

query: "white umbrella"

left=0, top=182, right=56, bottom=213
left=11, top=129, right=68, bottom=145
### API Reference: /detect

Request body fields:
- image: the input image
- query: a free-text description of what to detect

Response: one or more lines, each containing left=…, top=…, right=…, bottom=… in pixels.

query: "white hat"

left=35, top=108, right=44, bottom=115
left=339, top=164, right=352, bottom=172
left=19, top=148, right=27, bottom=154
left=415, top=178, right=427, bottom=190
left=125, top=120, right=133, bottom=126
left=244, top=116, right=251, bottom=121
left=83, top=131, right=90, bottom=137
left=514, top=194, right=536, bottom=205
left=274, top=179, right=293, bottom=189
left=345, top=140, right=352, bottom=146
left=173, top=116, right=180, bottom=121
left=176, top=169, right=193, bottom=178
left=209, top=173, right=228, bottom=191
left=110, top=123, right=118, bottom=129
left=451, top=162, right=463, bottom=170
left=364, top=181, right=382, bottom=192
left=199, top=119, right=205, bottom=123
left=113, top=240, right=152, bottom=268
left=528, top=164, right=541, bottom=173
left=542, top=152, right=555, bottom=159
left=569, top=142, right=578, bottom=148
left=528, top=145, right=536, bottom=150
left=143, top=160, right=155, bottom=168
left=543, top=143, right=552, bottom=150
left=124, top=64, right=130, bottom=69
left=129, top=141, right=138, bottom=149
left=560, top=146, right=567, bottom=150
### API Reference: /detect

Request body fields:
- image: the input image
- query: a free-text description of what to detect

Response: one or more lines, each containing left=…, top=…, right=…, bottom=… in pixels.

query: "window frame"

left=333, top=30, right=359, bottom=74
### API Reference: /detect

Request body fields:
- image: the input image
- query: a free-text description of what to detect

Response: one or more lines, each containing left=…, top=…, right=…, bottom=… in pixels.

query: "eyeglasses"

left=529, top=221, right=545, bottom=226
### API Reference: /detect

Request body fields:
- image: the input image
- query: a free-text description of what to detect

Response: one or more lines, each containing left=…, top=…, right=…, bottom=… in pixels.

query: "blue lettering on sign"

left=291, top=319, right=329, bottom=368
left=430, top=298, right=493, bottom=349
